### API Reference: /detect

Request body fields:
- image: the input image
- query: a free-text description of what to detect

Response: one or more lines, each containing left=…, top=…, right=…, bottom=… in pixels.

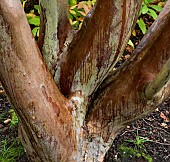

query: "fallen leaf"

left=160, top=112, right=169, bottom=122
left=4, top=119, right=11, bottom=124
left=160, top=123, right=167, bottom=127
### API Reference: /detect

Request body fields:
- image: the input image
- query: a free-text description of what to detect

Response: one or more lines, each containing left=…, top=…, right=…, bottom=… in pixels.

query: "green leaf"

left=86, top=1, right=92, bottom=7
left=69, top=13, right=74, bottom=20
left=141, top=5, right=149, bottom=14
left=32, top=27, right=39, bottom=36
left=69, top=0, right=77, bottom=6
left=91, top=0, right=96, bottom=5
left=144, top=0, right=153, bottom=4
left=26, top=15, right=32, bottom=21
left=148, top=9, right=158, bottom=20
left=22, top=0, right=27, bottom=8
left=148, top=0, right=153, bottom=3
left=72, top=21, right=79, bottom=26
left=34, top=5, right=40, bottom=14
left=69, top=9, right=77, bottom=15
left=28, top=16, right=40, bottom=26
left=128, top=40, right=134, bottom=48
left=150, top=5, right=162, bottom=12
left=144, top=0, right=149, bottom=5
left=30, top=9, right=34, bottom=14
left=136, top=153, right=142, bottom=157
left=137, top=18, right=147, bottom=34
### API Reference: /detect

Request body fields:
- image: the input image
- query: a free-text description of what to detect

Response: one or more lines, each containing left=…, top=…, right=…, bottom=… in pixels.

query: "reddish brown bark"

left=0, top=1, right=76, bottom=161
left=0, top=0, right=170, bottom=161
left=86, top=1, right=170, bottom=142
left=59, top=0, right=142, bottom=97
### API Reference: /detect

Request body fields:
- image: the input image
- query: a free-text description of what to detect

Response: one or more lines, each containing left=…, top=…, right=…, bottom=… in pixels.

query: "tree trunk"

left=0, top=0, right=170, bottom=161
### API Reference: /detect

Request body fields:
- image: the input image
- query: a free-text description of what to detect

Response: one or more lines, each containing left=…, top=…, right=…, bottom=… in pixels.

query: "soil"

left=105, top=99, right=170, bottom=162
left=0, top=1, right=170, bottom=162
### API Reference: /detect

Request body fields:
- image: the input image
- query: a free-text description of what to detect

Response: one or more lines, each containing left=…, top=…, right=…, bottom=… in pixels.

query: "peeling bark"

left=86, top=0, right=170, bottom=143
left=0, top=0, right=170, bottom=161
left=0, top=1, right=76, bottom=161
left=39, top=0, right=73, bottom=78
left=59, top=0, right=142, bottom=97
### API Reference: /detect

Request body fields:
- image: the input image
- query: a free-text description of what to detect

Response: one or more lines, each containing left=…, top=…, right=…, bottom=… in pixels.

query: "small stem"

left=145, top=57, right=170, bottom=100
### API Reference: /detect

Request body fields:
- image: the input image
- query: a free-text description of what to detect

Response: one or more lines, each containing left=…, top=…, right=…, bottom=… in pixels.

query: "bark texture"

left=38, top=0, right=73, bottom=77
left=59, top=0, right=142, bottom=98
left=86, top=0, right=170, bottom=136
left=0, top=1, right=76, bottom=161
left=0, top=0, right=170, bottom=162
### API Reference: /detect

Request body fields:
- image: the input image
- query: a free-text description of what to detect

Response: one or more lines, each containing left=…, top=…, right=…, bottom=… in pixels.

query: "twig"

left=142, top=119, right=170, bottom=136
left=150, top=140, right=170, bottom=146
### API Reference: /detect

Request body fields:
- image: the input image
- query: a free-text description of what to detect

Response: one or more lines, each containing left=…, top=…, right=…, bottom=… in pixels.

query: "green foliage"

left=69, top=0, right=96, bottom=29
left=127, top=39, right=135, bottom=48
left=118, top=131, right=153, bottom=162
left=21, top=0, right=164, bottom=39
left=0, top=111, right=6, bottom=121
left=69, top=0, right=163, bottom=33
left=9, top=109, right=19, bottom=127
left=22, top=1, right=40, bottom=37
left=0, top=109, right=24, bottom=162
left=0, top=138, right=25, bottom=162
left=137, top=0, right=163, bottom=34
left=137, top=18, right=147, bottom=35
left=69, top=0, right=78, bottom=6
left=128, top=0, right=164, bottom=48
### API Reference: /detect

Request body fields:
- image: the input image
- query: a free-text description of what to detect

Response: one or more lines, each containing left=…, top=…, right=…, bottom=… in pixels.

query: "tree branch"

left=39, top=0, right=73, bottom=78
left=0, top=1, right=76, bottom=161
left=145, top=57, right=170, bottom=100
left=59, top=0, right=142, bottom=97
left=86, top=0, right=170, bottom=143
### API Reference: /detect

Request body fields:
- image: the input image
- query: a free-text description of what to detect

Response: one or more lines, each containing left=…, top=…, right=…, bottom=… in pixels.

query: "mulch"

left=105, top=98, right=170, bottom=162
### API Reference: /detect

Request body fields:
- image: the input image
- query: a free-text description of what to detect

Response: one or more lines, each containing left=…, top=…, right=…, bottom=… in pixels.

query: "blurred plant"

left=23, top=0, right=40, bottom=37
left=128, top=0, right=164, bottom=48
left=0, top=108, right=24, bottom=161
left=119, top=130, right=153, bottom=162
left=69, top=0, right=96, bottom=29
left=9, top=109, right=19, bottom=127
left=0, top=138, right=25, bottom=162
left=127, top=39, right=135, bottom=49
left=21, top=0, right=164, bottom=42
left=137, top=0, right=163, bottom=34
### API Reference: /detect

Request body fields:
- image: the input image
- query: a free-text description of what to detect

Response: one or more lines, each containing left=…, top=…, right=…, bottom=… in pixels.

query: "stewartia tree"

left=0, top=0, right=170, bottom=161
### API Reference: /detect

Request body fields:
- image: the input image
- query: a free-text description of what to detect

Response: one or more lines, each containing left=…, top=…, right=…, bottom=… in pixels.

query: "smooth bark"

left=0, top=0, right=170, bottom=161
left=0, top=1, right=76, bottom=161
left=86, top=0, right=170, bottom=143
left=59, top=0, right=142, bottom=98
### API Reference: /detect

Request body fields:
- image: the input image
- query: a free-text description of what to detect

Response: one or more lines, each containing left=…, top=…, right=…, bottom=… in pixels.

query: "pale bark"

left=39, top=0, right=73, bottom=77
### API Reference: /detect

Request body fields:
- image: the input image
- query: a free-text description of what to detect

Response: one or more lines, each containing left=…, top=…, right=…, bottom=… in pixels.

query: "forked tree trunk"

left=0, top=0, right=170, bottom=161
